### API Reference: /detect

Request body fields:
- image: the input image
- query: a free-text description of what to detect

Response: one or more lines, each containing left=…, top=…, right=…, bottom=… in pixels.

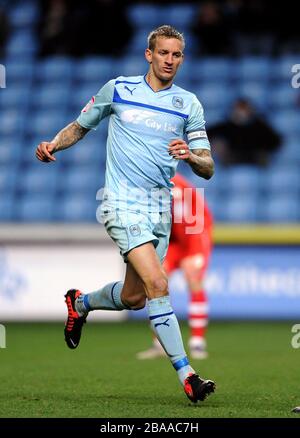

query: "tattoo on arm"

left=51, top=121, right=90, bottom=152
left=186, top=149, right=214, bottom=180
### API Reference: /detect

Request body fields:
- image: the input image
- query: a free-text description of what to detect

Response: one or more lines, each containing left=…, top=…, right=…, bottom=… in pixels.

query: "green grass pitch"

left=0, top=321, right=299, bottom=418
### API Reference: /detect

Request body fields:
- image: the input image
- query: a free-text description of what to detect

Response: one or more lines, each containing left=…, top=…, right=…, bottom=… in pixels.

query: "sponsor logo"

left=172, top=96, right=183, bottom=109
left=124, top=85, right=136, bottom=95
left=129, top=224, right=141, bottom=237
left=82, top=96, right=95, bottom=112
left=121, top=109, right=177, bottom=133
left=187, top=130, right=208, bottom=141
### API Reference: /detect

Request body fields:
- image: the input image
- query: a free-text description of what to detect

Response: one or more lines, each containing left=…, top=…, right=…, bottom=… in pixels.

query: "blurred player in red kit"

left=137, top=172, right=213, bottom=360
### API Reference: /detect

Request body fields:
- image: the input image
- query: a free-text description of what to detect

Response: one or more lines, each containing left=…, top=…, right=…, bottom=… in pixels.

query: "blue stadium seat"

left=265, top=167, right=300, bottom=195
left=204, top=108, right=227, bottom=127
left=0, top=166, right=18, bottom=194
left=268, top=83, right=297, bottom=109
left=71, top=82, right=102, bottom=110
left=271, top=110, right=300, bottom=135
left=116, top=57, right=148, bottom=78
left=271, top=137, right=300, bottom=165
left=63, top=166, right=104, bottom=194
left=222, top=194, right=259, bottom=222
left=21, top=167, right=58, bottom=195
left=0, top=86, right=31, bottom=109
left=127, top=4, right=161, bottom=28
left=0, top=195, right=15, bottom=221
left=194, top=83, right=236, bottom=109
left=36, top=57, right=74, bottom=83
left=57, top=195, right=98, bottom=222
left=236, top=57, right=271, bottom=81
left=6, top=30, right=37, bottom=57
left=5, top=60, right=34, bottom=85
left=0, top=138, right=22, bottom=165
left=262, top=195, right=299, bottom=222
left=32, top=84, right=71, bottom=109
left=224, top=166, right=263, bottom=195
left=128, top=29, right=150, bottom=52
left=0, top=110, right=24, bottom=136
left=166, top=4, right=197, bottom=27
left=9, top=1, right=39, bottom=28
left=273, top=56, right=300, bottom=80
left=190, top=58, right=234, bottom=82
left=238, top=81, right=268, bottom=111
left=64, top=137, right=105, bottom=165
left=18, top=194, right=55, bottom=222
left=28, top=111, right=68, bottom=137
left=75, top=57, right=114, bottom=83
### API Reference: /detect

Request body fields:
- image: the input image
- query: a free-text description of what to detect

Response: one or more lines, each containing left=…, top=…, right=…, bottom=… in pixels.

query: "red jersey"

left=170, top=173, right=213, bottom=245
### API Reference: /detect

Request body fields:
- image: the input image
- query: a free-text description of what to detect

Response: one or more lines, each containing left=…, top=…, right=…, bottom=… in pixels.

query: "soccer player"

left=137, top=173, right=213, bottom=360
left=36, top=25, right=215, bottom=403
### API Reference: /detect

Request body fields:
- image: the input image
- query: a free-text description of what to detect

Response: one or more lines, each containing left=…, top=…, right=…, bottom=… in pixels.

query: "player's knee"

left=146, top=275, right=168, bottom=298
left=124, top=294, right=146, bottom=310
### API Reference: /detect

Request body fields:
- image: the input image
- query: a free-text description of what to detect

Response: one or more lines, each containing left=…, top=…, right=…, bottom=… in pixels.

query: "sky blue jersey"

left=77, top=75, right=211, bottom=212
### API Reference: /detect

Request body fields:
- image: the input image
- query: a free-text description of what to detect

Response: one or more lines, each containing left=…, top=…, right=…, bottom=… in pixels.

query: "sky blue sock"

left=75, top=282, right=127, bottom=315
left=148, top=296, right=195, bottom=385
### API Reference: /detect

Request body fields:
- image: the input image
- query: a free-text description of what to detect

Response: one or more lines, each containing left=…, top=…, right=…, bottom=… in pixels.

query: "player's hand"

left=35, top=142, right=57, bottom=162
left=168, top=139, right=190, bottom=160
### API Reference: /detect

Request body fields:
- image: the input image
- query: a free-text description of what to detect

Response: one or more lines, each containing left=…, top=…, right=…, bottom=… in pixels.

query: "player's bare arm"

left=168, top=140, right=214, bottom=179
left=35, top=121, right=90, bottom=162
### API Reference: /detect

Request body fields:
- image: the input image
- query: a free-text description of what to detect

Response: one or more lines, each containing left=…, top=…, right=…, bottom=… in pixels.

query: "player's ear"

left=145, top=48, right=152, bottom=64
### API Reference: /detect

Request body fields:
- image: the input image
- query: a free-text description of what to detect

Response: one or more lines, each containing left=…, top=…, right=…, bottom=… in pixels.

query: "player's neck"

left=145, top=72, right=173, bottom=92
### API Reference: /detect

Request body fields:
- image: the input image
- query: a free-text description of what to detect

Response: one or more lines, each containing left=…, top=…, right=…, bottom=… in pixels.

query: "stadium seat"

left=6, top=30, right=37, bottom=57
left=222, top=194, right=260, bottom=222
left=116, top=57, right=148, bottom=78
left=28, top=111, right=68, bottom=137
left=0, top=86, right=31, bottom=109
left=268, top=83, right=297, bottom=109
left=75, top=57, right=114, bottom=83
left=127, top=4, right=161, bottom=28
left=71, top=82, right=103, bottom=110
left=128, top=29, right=150, bottom=52
left=263, top=195, right=299, bottom=222
left=57, top=195, right=99, bottom=222
left=63, top=166, right=104, bottom=194
left=4, top=60, right=34, bottom=85
left=21, top=167, right=58, bottom=195
left=0, top=195, right=15, bottom=221
left=32, top=84, right=71, bottom=109
left=166, top=4, right=197, bottom=27
left=194, top=83, right=236, bottom=109
left=0, top=166, right=18, bottom=195
left=237, top=81, right=268, bottom=111
left=236, top=57, right=271, bottom=81
left=36, top=57, right=74, bottom=83
left=18, top=194, right=55, bottom=222
left=190, top=58, right=234, bottom=82
left=271, top=137, right=300, bottom=165
left=64, top=136, right=106, bottom=165
left=8, top=1, right=39, bottom=28
left=0, top=138, right=22, bottom=165
left=273, top=55, right=300, bottom=81
left=224, top=166, right=263, bottom=196
left=265, top=167, right=300, bottom=195
left=0, top=110, right=24, bottom=136
left=271, top=110, right=300, bottom=135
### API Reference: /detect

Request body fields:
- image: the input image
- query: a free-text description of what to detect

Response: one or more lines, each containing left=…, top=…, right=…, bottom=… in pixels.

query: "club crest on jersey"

left=172, top=96, right=183, bottom=109
left=82, top=96, right=95, bottom=112
left=129, top=224, right=141, bottom=237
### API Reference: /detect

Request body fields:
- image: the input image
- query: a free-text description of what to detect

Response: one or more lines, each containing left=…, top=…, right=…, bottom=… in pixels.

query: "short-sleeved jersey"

left=77, top=75, right=210, bottom=212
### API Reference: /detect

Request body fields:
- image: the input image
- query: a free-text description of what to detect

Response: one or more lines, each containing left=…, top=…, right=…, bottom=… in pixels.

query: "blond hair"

left=147, top=25, right=185, bottom=51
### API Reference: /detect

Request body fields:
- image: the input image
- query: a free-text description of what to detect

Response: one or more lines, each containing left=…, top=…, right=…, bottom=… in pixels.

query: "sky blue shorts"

left=101, top=209, right=172, bottom=262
